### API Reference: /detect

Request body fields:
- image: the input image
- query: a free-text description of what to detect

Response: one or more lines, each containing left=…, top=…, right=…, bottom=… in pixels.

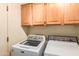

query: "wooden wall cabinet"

left=46, top=4, right=63, bottom=24
left=21, top=4, right=32, bottom=26
left=32, top=4, right=45, bottom=25
left=64, top=4, right=79, bottom=24
left=21, top=3, right=79, bottom=26
left=21, top=3, right=63, bottom=26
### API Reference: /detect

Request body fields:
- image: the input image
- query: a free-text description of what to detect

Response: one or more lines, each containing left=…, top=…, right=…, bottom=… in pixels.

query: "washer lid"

left=20, top=40, right=41, bottom=47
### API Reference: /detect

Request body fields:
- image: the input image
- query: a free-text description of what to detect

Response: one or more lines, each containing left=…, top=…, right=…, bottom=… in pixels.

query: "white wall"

left=27, top=25, right=78, bottom=38
left=8, top=4, right=27, bottom=52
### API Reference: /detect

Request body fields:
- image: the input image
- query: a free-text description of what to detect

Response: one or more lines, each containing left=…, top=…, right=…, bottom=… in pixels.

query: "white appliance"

left=44, top=35, right=79, bottom=56
left=11, top=35, right=46, bottom=56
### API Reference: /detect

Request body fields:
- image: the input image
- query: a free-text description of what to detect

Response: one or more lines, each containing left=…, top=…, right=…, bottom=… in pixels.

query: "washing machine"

left=11, top=35, right=46, bottom=56
left=44, top=35, right=79, bottom=56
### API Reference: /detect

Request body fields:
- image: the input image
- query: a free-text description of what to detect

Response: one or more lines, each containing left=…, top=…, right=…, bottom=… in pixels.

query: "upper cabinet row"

left=21, top=3, right=79, bottom=26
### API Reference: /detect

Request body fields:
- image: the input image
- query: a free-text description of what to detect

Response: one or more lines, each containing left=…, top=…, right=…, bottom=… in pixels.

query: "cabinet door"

left=32, top=4, right=45, bottom=25
left=64, top=4, right=79, bottom=24
left=46, top=4, right=63, bottom=24
left=21, top=4, right=32, bottom=25
left=0, top=4, right=9, bottom=55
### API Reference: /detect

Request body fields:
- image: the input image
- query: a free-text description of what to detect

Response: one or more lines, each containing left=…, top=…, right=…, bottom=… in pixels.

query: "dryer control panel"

left=48, top=35, right=78, bottom=44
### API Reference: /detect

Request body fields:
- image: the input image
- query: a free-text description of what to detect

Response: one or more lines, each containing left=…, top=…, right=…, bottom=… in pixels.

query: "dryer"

left=44, top=35, right=79, bottom=56
left=11, top=35, right=46, bottom=56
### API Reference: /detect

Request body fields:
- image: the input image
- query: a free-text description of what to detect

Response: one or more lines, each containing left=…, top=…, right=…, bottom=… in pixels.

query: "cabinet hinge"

left=7, top=36, right=9, bottom=42
left=6, top=6, right=8, bottom=11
